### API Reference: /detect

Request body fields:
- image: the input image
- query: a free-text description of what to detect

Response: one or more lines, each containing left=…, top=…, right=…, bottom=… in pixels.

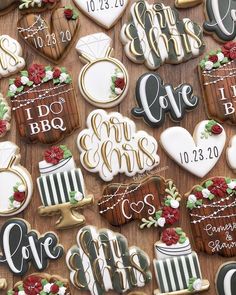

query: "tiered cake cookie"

left=153, top=228, right=210, bottom=294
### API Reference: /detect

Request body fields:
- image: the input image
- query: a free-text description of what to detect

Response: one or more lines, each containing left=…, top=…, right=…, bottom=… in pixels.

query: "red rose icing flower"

left=53, top=68, right=61, bottom=79
left=64, top=8, right=73, bottom=20
left=195, top=191, right=203, bottom=200
left=162, top=206, right=180, bottom=225
left=222, top=41, right=236, bottom=60
left=44, top=146, right=64, bottom=164
left=29, top=64, right=45, bottom=85
left=14, top=77, right=22, bottom=87
left=50, top=284, right=60, bottom=293
left=162, top=228, right=179, bottom=246
left=14, top=191, right=25, bottom=202
left=209, top=55, right=218, bottom=63
left=0, top=119, right=7, bottom=135
left=115, top=78, right=125, bottom=90
left=208, top=178, right=228, bottom=198
left=211, top=124, right=223, bottom=135
left=23, top=276, right=43, bottom=295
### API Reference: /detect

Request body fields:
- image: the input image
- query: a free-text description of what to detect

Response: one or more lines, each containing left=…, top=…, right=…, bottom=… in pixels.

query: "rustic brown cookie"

left=186, top=177, right=236, bottom=257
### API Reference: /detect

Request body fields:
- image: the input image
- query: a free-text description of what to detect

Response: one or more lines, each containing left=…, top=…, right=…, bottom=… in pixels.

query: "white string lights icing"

left=17, top=15, right=47, bottom=39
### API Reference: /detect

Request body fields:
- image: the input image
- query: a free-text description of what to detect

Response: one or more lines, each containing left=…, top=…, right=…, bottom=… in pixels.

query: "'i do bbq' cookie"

left=160, top=120, right=226, bottom=178
left=66, top=225, right=152, bottom=294
left=37, top=145, right=94, bottom=230
left=98, top=175, right=181, bottom=229
left=215, top=262, right=236, bottom=295
left=199, top=41, right=236, bottom=124
left=175, top=0, right=203, bottom=8
left=120, top=0, right=205, bottom=70
left=132, top=73, right=199, bottom=128
left=0, top=93, right=11, bottom=138
left=76, top=33, right=129, bottom=108
left=187, top=177, right=236, bottom=257
left=0, top=142, right=33, bottom=216
left=77, top=109, right=160, bottom=182
left=8, top=64, right=80, bottom=144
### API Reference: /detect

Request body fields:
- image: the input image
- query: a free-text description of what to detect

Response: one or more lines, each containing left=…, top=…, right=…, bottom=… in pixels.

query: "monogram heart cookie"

left=0, top=93, right=11, bottom=138
left=17, top=4, right=79, bottom=63
left=216, top=262, right=236, bottom=295
left=73, top=0, right=129, bottom=29
left=19, top=0, right=59, bottom=13
left=160, top=120, right=226, bottom=178
left=175, top=0, right=203, bottom=8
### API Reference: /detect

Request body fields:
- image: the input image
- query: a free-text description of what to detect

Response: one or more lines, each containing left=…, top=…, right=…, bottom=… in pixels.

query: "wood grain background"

left=0, top=1, right=234, bottom=294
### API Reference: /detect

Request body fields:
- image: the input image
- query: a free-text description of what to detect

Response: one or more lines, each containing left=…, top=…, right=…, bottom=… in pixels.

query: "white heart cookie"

left=73, top=0, right=129, bottom=29
left=226, top=135, right=236, bottom=172
left=160, top=120, right=226, bottom=178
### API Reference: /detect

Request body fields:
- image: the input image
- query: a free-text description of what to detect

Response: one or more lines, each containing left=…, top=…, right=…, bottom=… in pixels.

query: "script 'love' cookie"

left=19, top=0, right=59, bottom=13
left=215, top=262, right=236, bottom=295
left=66, top=225, right=152, bottom=294
left=77, top=109, right=160, bottom=182
left=120, top=0, right=205, bottom=70
left=0, top=218, right=63, bottom=275
left=204, top=0, right=236, bottom=42
left=160, top=120, right=226, bottom=178
left=76, top=33, right=129, bottom=108
left=199, top=41, right=236, bottom=124
left=17, top=3, right=79, bottom=63
left=187, top=177, right=236, bottom=257
left=37, top=145, right=94, bottom=230
left=0, top=141, right=33, bottom=216
left=98, top=175, right=181, bottom=228
left=175, top=0, right=203, bottom=8
left=8, top=64, right=80, bottom=144
left=0, top=93, right=11, bottom=138
left=7, top=273, right=71, bottom=295
left=132, top=73, right=199, bottom=128
left=73, top=0, right=129, bottom=29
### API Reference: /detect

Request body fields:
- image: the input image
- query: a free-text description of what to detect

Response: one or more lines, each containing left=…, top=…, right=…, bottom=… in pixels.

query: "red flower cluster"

left=211, top=124, right=223, bottom=135
left=29, top=64, right=45, bottom=85
left=44, top=146, right=64, bottom=164
left=162, top=206, right=180, bottom=225
left=50, top=284, right=60, bottom=293
left=13, top=191, right=25, bottom=202
left=0, top=119, right=7, bottom=135
left=208, top=178, right=228, bottom=198
left=162, top=228, right=179, bottom=246
left=194, top=191, right=203, bottom=200
left=64, top=8, right=73, bottom=20
left=14, top=77, right=22, bottom=87
left=115, top=78, right=125, bottom=90
left=53, top=68, right=61, bottom=79
left=222, top=42, right=236, bottom=60
left=209, top=55, right=218, bottom=63
left=23, top=276, right=43, bottom=295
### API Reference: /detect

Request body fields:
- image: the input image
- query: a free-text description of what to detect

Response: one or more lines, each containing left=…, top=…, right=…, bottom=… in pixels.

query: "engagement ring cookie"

left=76, top=33, right=129, bottom=108
left=216, top=262, right=236, bottom=295
left=0, top=93, right=11, bottom=138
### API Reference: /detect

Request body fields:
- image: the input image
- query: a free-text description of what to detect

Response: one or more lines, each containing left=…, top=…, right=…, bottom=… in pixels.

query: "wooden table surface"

left=0, top=1, right=234, bottom=294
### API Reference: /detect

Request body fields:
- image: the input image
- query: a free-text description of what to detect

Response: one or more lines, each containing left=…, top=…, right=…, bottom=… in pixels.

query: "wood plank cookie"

left=98, top=175, right=181, bottom=228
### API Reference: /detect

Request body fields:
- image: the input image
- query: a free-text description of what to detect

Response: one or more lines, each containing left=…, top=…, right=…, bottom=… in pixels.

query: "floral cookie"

left=37, top=145, right=94, bottom=230
left=66, top=225, right=152, bottom=295
left=8, top=64, right=80, bottom=144
left=215, top=262, right=236, bottom=295
left=160, top=120, right=226, bottom=178
left=199, top=41, right=236, bottom=124
left=0, top=93, right=11, bottom=138
left=98, top=176, right=181, bottom=228
left=186, top=177, right=236, bottom=257
left=76, top=33, right=129, bottom=108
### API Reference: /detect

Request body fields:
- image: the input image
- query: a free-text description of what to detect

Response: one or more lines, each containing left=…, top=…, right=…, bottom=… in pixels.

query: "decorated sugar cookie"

left=8, top=64, right=80, bottom=144
left=227, top=135, right=236, bottom=172
left=160, top=120, right=226, bottom=178
left=0, top=279, right=7, bottom=290
left=98, top=175, right=181, bottom=228
left=187, top=177, right=236, bottom=257
left=215, top=262, right=236, bottom=295
left=199, top=41, right=236, bottom=124
left=132, top=73, right=199, bottom=127
left=175, top=0, right=203, bottom=8
left=153, top=228, right=210, bottom=294
left=0, top=218, right=63, bottom=276
left=73, top=0, right=129, bottom=29
left=37, top=145, right=94, bottom=230
left=0, top=142, right=33, bottom=216
left=7, top=273, right=70, bottom=295
left=76, top=33, right=129, bottom=108
left=0, top=35, right=25, bottom=78
left=204, top=0, right=236, bottom=42
left=66, top=225, right=152, bottom=294
left=0, top=93, right=11, bottom=138
left=120, top=1, right=205, bottom=70
left=17, top=3, right=79, bottom=63
left=0, top=0, right=18, bottom=15
left=19, top=0, right=59, bottom=13
left=77, top=109, right=160, bottom=182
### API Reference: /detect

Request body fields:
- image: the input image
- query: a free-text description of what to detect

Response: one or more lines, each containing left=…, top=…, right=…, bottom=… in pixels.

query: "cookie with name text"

left=215, top=262, right=236, bottom=295
left=0, top=93, right=11, bottom=138
left=66, top=225, right=152, bottom=295
left=7, top=273, right=70, bottom=295
left=0, top=0, right=18, bottom=15
left=132, top=73, right=199, bottom=127
left=0, top=141, right=33, bottom=216
left=160, top=120, right=226, bottom=178
left=99, top=175, right=181, bottom=228
left=199, top=41, right=236, bottom=124
left=120, top=1, right=205, bottom=70
left=37, top=145, right=94, bottom=230
left=186, top=177, right=236, bottom=257
left=76, top=33, right=129, bottom=108
left=204, top=0, right=236, bottom=42
left=8, top=64, right=80, bottom=144
left=19, top=0, right=59, bottom=13
left=17, top=3, right=79, bottom=63
left=175, top=0, right=203, bottom=8
left=73, top=0, right=129, bottom=29
left=0, top=218, right=63, bottom=276
left=227, top=135, right=236, bottom=172
left=154, top=228, right=210, bottom=294
left=77, top=109, right=160, bottom=182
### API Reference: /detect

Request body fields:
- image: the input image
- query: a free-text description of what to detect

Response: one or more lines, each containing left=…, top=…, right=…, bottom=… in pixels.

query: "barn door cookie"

left=37, top=145, right=94, bottom=230
left=186, top=177, right=236, bottom=257
left=76, top=33, right=129, bottom=108
left=0, top=141, right=33, bottom=216
left=0, top=93, right=11, bottom=138
left=8, top=64, right=80, bottom=144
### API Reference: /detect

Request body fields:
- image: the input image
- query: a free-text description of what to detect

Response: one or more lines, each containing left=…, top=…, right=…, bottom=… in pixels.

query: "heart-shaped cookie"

left=17, top=5, right=79, bottom=63
left=160, top=120, right=226, bottom=178
left=73, top=0, right=129, bottom=29
left=216, top=262, right=236, bottom=295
